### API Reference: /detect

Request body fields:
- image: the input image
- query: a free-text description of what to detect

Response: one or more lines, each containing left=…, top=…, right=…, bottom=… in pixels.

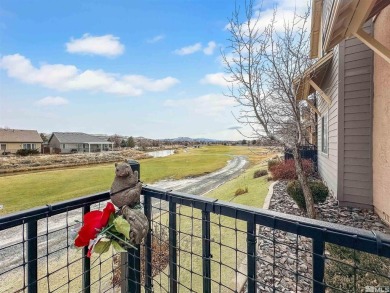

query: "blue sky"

left=0, top=0, right=305, bottom=139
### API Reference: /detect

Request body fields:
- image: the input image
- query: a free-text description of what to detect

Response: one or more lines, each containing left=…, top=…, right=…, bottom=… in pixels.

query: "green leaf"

left=108, top=213, right=115, bottom=226
left=113, top=216, right=131, bottom=240
left=93, top=240, right=111, bottom=255
left=111, top=240, right=127, bottom=253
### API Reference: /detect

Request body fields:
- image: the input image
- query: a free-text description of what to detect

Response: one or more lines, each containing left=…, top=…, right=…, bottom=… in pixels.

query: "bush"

left=269, top=159, right=314, bottom=180
left=325, top=243, right=390, bottom=292
left=253, top=169, right=268, bottom=178
left=267, top=159, right=279, bottom=171
left=16, top=149, right=40, bottom=156
left=286, top=180, right=329, bottom=210
left=235, top=187, right=248, bottom=196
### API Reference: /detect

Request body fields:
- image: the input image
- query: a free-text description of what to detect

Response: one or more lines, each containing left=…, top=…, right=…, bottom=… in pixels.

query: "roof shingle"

left=50, top=132, right=111, bottom=143
left=0, top=129, right=43, bottom=143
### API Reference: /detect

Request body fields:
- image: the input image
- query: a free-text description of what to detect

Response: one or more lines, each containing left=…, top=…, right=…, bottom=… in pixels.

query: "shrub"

left=269, top=159, right=314, bottom=180
left=286, top=180, right=329, bottom=210
left=16, top=149, right=40, bottom=156
left=325, top=243, right=390, bottom=292
left=235, top=187, right=248, bottom=196
left=253, top=169, right=268, bottom=178
left=267, top=159, right=279, bottom=171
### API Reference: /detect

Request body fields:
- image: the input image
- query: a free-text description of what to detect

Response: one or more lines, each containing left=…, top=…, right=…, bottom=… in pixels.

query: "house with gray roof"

left=48, top=132, right=113, bottom=154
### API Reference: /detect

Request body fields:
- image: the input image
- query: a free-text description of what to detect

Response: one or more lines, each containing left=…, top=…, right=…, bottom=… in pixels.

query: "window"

left=23, top=143, right=36, bottom=150
left=321, top=113, right=328, bottom=154
left=62, top=144, right=66, bottom=149
left=1, top=144, right=6, bottom=150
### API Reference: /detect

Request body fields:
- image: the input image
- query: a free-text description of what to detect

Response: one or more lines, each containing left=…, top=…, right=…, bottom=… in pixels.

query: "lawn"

left=0, top=145, right=274, bottom=215
left=1, top=162, right=271, bottom=293
left=152, top=162, right=270, bottom=292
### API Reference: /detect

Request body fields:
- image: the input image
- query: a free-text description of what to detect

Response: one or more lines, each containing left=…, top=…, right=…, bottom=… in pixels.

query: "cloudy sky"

left=0, top=0, right=306, bottom=140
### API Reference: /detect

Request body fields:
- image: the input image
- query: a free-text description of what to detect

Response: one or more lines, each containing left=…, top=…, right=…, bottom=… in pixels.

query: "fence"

left=284, top=145, right=318, bottom=169
left=0, top=161, right=389, bottom=293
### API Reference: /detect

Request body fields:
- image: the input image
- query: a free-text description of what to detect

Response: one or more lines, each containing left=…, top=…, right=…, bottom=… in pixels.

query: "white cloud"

left=203, top=41, right=217, bottom=55
left=174, top=41, right=218, bottom=56
left=66, top=34, right=125, bottom=57
left=36, top=96, right=69, bottom=106
left=0, top=54, right=179, bottom=96
left=147, top=34, right=165, bottom=43
left=200, top=72, right=232, bottom=87
left=174, top=43, right=202, bottom=55
left=225, top=0, right=310, bottom=34
left=164, top=94, right=236, bottom=117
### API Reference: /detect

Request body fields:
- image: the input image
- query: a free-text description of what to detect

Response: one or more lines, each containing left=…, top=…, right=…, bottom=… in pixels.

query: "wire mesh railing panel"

left=143, top=186, right=390, bottom=293
left=0, top=195, right=125, bottom=293
left=324, top=244, right=390, bottom=292
left=1, top=180, right=390, bottom=293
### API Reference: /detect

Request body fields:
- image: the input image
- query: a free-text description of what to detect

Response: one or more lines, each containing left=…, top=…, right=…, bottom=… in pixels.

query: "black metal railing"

left=0, top=161, right=389, bottom=293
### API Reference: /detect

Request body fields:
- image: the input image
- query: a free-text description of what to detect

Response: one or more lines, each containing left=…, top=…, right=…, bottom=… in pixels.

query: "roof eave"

left=310, top=0, right=323, bottom=59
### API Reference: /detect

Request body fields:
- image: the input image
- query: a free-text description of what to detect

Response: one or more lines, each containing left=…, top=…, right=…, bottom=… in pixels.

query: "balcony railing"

left=0, top=161, right=389, bottom=293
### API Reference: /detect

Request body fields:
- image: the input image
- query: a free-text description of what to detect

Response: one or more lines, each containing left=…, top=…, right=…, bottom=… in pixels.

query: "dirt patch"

left=0, top=149, right=151, bottom=174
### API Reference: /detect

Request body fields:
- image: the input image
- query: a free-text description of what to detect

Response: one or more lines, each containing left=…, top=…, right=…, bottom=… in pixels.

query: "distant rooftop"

left=0, top=128, right=43, bottom=143
left=50, top=132, right=111, bottom=144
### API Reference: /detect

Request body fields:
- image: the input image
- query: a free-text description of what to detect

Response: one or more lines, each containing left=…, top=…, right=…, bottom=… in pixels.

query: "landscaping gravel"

left=251, top=181, right=389, bottom=293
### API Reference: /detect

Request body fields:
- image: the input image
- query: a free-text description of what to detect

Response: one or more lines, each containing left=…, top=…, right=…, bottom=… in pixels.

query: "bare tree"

left=108, top=134, right=122, bottom=148
left=223, top=1, right=317, bottom=218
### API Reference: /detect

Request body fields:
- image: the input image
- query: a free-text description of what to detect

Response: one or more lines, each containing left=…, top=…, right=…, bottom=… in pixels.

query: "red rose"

left=74, top=202, right=115, bottom=248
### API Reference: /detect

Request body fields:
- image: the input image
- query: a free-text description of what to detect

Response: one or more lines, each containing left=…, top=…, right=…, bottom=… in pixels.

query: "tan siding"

left=344, top=143, right=370, bottom=151
left=317, top=45, right=339, bottom=198
left=341, top=22, right=373, bottom=207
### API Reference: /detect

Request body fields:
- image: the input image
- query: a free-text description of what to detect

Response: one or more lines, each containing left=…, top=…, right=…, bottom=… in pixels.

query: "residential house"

left=48, top=132, right=114, bottom=153
left=0, top=128, right=43, bottom=154
left=294, top=0, right=390, bottom=225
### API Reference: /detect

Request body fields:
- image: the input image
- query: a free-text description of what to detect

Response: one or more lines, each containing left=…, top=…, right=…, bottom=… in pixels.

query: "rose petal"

left=100, top=202, right=115, bottom=227
left=74, top=223, right=99, bottom=247
left=84, top=210, right=102, bottom=224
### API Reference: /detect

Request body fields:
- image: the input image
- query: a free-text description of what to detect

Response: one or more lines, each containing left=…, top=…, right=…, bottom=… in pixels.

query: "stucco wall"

left=373, top=6, right=390, bottom=226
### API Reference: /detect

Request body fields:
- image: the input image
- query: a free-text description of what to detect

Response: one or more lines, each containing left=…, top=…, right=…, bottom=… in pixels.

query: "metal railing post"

left=312, top=236, right=325, bottom=293
left=121, top=160, right=141, bottom=293
left=27, top=220, right=38, bottom=293
left=82, top=205, right=91, bottom=293
left=202, top=210, right=212, bottom=293
left=246, top=216, right=256, bottom=292
left=144, top=193, right=153, bottom=292
left=169, top=198, right=178, bottom=293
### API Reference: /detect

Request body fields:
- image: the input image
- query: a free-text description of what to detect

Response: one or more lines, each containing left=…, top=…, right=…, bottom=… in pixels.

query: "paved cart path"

left=0, top=155, right=248, bottom=271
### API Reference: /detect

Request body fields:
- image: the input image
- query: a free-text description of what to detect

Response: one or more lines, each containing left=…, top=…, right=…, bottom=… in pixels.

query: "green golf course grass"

left=152, top=162, right=270, bottom=292
left=0, top=145, right=274, bottom=215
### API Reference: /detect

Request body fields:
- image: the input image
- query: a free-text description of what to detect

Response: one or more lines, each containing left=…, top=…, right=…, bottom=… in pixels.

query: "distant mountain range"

left=160, top=137, right=221, bottom=143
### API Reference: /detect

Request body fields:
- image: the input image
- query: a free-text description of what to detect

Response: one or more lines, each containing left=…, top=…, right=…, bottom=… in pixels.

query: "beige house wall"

left=373, top=6, right=390, bottom=226
left=0, top=142, right=42, bottom=154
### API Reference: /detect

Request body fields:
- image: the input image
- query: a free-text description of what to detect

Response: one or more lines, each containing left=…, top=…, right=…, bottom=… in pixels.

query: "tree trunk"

left=292, top=145, right=316, bottom=218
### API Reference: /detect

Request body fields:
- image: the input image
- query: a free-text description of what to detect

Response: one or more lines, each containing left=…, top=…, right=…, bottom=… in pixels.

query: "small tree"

left=127, top=136, right=135, bottom=148
left=120, top=139, right=127, bottom=148
left=223, top=1, right=317, bottom=218
left=108, top=134, right=122, bottom=148
left=40, top=133, right=48, bottom=142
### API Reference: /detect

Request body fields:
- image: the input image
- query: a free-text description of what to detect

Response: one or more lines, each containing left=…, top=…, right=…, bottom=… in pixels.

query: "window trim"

left=321, top=111, right=329, bottom=155
left=22, top=143, right=36, bottom=150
